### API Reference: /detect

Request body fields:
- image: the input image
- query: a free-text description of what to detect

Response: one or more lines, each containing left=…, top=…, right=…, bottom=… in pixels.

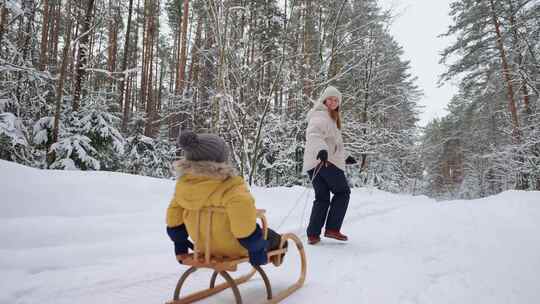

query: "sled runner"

left=166, top=208, right=307, bottom=304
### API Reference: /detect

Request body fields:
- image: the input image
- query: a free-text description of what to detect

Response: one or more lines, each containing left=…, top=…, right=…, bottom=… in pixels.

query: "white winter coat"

left=302, top=86, right=347, bottom=172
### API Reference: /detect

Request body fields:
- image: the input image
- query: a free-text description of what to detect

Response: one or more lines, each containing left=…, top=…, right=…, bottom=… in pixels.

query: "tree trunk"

left=126, top=74, right=133, bottom=116
left=188, top=15, right=202, bottom=90
left=359, top=86, right=369, bottom=173
left=107, top=0, right=119, bottom=79
left=140, top=0, right=150, bottom=114
left=69, top=18, right=78, bottom=76
left=359, top=31, right=375, bottom=177
left=120, top=0, right=134, bottom=132
left=0, top=3, right=7, bottom=49
left=328, top=0, right=347, bottom=81
left=174, top=4, right=182, bottom=94
left=50, top=0, right=73, bottom=166
left=49, top=0, right=62, bottom=67
left=72, top=0, right=95, bottom=111
left=140, top=13, right=147, bottom=109
left=39, top=0, right=50, bottom=70
left=154, top=0, right=161, bottom=124
left=170, top=26, right=178, bottom=94
left=508, top=0, right=534, bottom=190
left=143, top=0, right=157, bottom=137
left=213, top=1, right=225, bottom=133
left=16, top=0, right=36, bottom=106
left=88, top=9, right=97, bottom=89
left=489, top=0, right=527, bottom=190
left=489, top=0, right=520, bottom=143
left=158, top=57, right=164, bottom=113
left=507, top=0, right=531, bottom=119
left=167, top=3, right=181, bottom=140
left=302, top=0, right=314, bottom=101
left=176, top=0, right=190, bottom=95
left=131, top=0, right=141, bottom=110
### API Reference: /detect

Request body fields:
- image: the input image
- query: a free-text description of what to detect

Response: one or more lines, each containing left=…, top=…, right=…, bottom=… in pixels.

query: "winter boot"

left=324, top=229, right=348, bottom=241
left=307, top=235, right=321, bottom=245
left=270, top=240, right=288, bottom=266
left=267, top=229, right=288, bottom=266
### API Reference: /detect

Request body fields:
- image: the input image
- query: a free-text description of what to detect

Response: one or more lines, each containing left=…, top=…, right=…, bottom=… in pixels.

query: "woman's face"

left=325, top=96, right=339, bottom=110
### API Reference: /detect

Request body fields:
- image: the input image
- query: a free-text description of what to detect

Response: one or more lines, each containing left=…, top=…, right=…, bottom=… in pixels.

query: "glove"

left=345, top=156, right=357, bottom=165
left=167, top=225, right=194, bottom=257
left=237, top=225, right=269, bottom=266
left=316, top=150, right=328, bottom=162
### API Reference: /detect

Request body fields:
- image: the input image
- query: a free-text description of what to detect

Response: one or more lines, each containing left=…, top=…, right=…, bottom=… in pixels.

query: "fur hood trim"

left=174, top=159, right=237, bottom=179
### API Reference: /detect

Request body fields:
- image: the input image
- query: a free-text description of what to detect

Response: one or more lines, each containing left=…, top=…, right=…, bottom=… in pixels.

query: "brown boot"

left=324, top=229, right=348, bottom=241
left=307, top=235, right=321, bottom=245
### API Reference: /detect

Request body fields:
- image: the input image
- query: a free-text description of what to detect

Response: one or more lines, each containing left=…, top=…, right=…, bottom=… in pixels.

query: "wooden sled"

left=166, top=208, right=307, bottom=304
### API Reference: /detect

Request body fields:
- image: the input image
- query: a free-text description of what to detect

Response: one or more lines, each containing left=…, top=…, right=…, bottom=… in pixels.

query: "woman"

left=302, top=86, right=356, bottom=245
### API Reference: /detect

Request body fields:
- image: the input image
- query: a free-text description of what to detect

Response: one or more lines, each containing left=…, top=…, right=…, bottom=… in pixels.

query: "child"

left=166, top=130, right=283, bottom=266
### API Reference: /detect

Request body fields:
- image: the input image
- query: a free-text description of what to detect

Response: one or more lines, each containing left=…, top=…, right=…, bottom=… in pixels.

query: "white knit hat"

left=317, top=86, right=342, bottom=106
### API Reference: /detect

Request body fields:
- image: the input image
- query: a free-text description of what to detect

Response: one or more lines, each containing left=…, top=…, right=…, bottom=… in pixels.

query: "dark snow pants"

left=306, top=163, right=351, bottom=237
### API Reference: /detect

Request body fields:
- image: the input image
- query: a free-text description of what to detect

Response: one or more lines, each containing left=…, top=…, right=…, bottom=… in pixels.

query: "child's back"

left=167, top=159, right=256, bottom=258
left=166, top=131, right=278, bottom=266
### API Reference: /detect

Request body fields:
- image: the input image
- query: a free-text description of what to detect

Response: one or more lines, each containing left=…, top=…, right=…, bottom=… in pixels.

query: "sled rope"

left=276, top=187, right=310, bottom=230
left=276, top=163, right=322, bottom=231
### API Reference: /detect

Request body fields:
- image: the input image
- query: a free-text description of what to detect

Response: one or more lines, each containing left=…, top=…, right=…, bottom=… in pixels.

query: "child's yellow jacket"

left=166, top=160, right=256, bottom=258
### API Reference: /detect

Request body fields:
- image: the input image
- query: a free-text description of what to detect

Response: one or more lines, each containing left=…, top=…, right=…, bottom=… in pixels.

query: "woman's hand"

left=316, top=150, right=328, bottom=162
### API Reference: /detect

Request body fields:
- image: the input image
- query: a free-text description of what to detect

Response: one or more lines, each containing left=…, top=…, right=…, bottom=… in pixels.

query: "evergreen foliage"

left=1, top=0, right=426, bottom=193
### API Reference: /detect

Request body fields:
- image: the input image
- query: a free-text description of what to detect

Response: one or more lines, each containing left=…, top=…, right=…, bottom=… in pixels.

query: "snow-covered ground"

left=1, top=159, right=540, bottom=304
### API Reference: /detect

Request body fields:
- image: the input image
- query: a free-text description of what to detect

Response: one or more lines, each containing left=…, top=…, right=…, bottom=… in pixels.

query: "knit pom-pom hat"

left=178, top=130, right=229, bottom=163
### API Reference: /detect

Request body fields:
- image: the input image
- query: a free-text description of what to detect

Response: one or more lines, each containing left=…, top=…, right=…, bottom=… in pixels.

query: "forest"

left=1, top=0, right=538, bottom=199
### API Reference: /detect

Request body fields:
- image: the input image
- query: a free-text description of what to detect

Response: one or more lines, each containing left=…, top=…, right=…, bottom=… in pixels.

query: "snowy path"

left=1, top=160, right=540, bottom=303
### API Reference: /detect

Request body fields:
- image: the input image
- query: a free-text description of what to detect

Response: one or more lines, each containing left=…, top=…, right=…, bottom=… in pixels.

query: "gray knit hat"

left=178, top=130, right=229, bottom=163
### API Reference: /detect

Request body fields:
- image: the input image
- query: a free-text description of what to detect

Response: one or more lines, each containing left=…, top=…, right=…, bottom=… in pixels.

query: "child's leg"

left=266, top=228, right=287, bottom=265
left=266, top=228, right=282, bottom=250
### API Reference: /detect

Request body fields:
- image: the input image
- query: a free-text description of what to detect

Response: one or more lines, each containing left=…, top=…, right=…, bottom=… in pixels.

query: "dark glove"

left=167, top=225, right=194, bottom=257
left=237, top=224, right=269, bottom=266
left=316, top=150, right=328, bottom=162
left=345, top=156, right=357, bottom=165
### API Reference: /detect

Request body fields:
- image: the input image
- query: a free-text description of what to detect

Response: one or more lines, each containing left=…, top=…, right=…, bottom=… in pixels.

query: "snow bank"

left=1, top=160, right=539, bottom=303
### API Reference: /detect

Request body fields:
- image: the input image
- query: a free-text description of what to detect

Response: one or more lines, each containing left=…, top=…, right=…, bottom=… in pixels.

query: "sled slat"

left=205, top=211, right=212, bottom=264
left=166, top=269, right=256, bottom=304
left=167, top=207, right=307, bottom=304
